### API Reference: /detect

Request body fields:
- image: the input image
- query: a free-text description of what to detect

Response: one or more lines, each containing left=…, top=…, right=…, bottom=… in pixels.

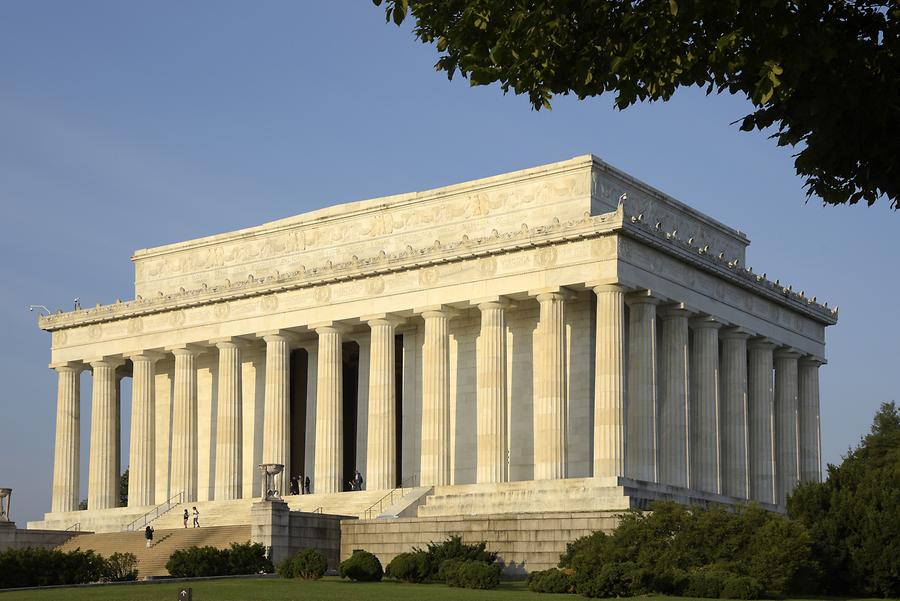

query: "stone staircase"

left=56, top=525, right=251, bottom=578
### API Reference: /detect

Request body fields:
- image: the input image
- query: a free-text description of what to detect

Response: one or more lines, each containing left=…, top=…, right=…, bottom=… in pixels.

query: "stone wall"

left=340, top=511, right=622, bottom=576
left=0, top=525, right=79, bottom=552
left=287, top=511, right=347, bottom=571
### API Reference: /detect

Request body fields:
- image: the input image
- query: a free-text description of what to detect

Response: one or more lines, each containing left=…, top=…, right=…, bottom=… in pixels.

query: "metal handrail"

left=363, top=473, right=420, bottom=520
left=64, top=522, right=81, bottom=532
left=124, top=491, right=184, bottom=532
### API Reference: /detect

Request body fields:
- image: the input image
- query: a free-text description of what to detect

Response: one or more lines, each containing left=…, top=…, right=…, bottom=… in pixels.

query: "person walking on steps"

left=144, top=525, right=154, bottom=548
left=183, top=508, right=189, bottom=528
left=192, top=506, right=200, bottom=528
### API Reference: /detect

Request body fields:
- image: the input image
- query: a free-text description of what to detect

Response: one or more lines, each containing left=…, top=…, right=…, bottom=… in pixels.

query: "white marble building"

left=33, top=156, right=836, bottom=531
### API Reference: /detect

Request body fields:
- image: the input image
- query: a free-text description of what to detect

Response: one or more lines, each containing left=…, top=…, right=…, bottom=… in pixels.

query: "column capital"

left=361, top=313, right=405, bottom=328
left=625, top=290, right=660, bottom=306
left=748, top=337, right=778, bottom=350
left=49, top=360, right=85, bottom=373
left=414, top=305, right=461, bottom=319
left=86, top=356, right=125, bottom=369
left=471, top=295, right=515, bottom=310
left=587, top=282, right=628, bottom=294
left=799, top=356, right=826, bottom=367
left=689, top=315, right=723, bottom=330
left=210, top=336, right=253, bottom=349
left=165, top=343, right=205, bottom=357
left=124, top=350, right=167, bottom=363
left=309, top=322, right=351, bottom=335
left=258, top=330, right=302, bottom=345
left=719, top=327, right=752, bottom=340
left=658, top=303, right=692, bottom=320
left=774, top=347, right=803, bottom=360
left=529, top=286, right=576, bottom=302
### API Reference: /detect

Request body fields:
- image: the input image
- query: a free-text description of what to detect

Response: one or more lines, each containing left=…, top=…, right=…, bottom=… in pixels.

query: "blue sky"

left=1, top=2, right=896, bottom=525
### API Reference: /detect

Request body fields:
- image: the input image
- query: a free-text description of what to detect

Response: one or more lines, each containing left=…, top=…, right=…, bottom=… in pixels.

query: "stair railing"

left=64, top=522, right=81, bottom=532
left=124, top=491, right=184, bottom=532
left=363, top=473, right=420, bottom=520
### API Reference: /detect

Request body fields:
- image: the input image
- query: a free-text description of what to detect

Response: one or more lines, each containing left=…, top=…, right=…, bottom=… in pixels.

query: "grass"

left=0, top=577, right=890, bottom=601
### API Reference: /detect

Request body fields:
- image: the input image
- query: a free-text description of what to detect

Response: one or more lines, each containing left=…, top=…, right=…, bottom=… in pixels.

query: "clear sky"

left=1, top=2, right=896, bottom=525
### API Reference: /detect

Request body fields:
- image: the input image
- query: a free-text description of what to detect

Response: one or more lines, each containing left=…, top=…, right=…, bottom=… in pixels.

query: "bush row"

left=277, top=548, right=328, bottom=579
left=0, top=548, right=138, bottom=589
left=165, top=542, right=273, bottom=578
left=384, top=536, right=501, bottom=589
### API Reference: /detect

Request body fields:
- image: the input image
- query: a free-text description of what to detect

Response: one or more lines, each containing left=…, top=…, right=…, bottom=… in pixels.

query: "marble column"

left=626, top=293, right=659, bottom=483
left=798, top=357, right=822, bottom=484
left=534, top=292, right=568, bottom=480
left=366, top=317, right=401, bottom=490
left=262, top=332, right=292, bottom=496
left=719, top=329, right=750, bottom=498
left=88, top=358, right=122, bottom=509
left=774, top=349, right=800, bottom=505
left=477, top=300, right=509, bottom=483
left=127, top=353, right=160, bottom=507
left=690, top=317, right=721, bottom=494
left=170, top=346, right=200, bottom=502
left=314, top=324, right=344, bottom=494
left=748, top=339, right=776, bottom=504
left=51, top=363, right=82, bottom=513
left=420, top=308, right=452, bottom=486
left=658, top=306, right=690, bottom=488
left=214, top=339, right=244, bottom=500
left=593, top=285, right=626, bottom=479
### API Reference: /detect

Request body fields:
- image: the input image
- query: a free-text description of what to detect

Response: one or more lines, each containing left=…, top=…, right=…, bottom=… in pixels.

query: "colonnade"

left=49, top=285, right=822, bottom=512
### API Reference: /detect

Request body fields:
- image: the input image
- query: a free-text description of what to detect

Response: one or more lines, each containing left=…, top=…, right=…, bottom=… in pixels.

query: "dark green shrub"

left=450, top=560, right=500, bottom=589
left=414, top=535, right=498, bottom=580
left=289, top=548, right=328, bottom=580
left=527, top=568, right=574, bottom=593
left=721, top=575, right=764, bottom=599
left=339, top=549, right=383, bottom=582
left=0, top=548, right=107, bottom=589
left=226, top=542, right=273, bottom=575
left=166, top=546, right=229, bottom=577
left=437, top=558, right=465, bottom=584
left=684, top=569, right=734, bottom=599
left=104, top=552, right=138, bottom=581
left=576, top=561, right=640, bottom=598
left=385, top=551, right=428, bottom=583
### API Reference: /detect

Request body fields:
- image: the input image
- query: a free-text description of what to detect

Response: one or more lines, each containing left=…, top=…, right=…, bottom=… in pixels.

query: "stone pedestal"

left=250, top=499, right=291, bottom=564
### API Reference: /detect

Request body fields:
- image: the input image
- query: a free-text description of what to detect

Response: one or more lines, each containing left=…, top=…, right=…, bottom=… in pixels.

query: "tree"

left=788, top=401, right=900, bottom=597
left=119, top=468, right=129, bottom=508
left=374, top=1, right=899, bottom=209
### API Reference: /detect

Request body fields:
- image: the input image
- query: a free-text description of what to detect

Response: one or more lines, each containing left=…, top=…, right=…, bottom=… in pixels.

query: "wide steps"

left=57, top=525, right=251, bottom=578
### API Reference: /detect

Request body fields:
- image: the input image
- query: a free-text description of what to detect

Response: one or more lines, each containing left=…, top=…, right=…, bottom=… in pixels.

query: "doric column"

left=719, top=328, right=750, bottom=498
left=798, top=357, right=823, bottom=484
left=534, top=291, right=568, bottom=480
left=365, top=316, right=402, bottom=490
left=477, top=299, right=509, bottom=483
left=87, top=358, right=122, bottom=509
left=51, top=363, right=82, bottom=513
left=626, top=292, right=659, bottom=483
left=314, top=324, right=344, bottom=494
left=748, top=339, right=776, bottom=504
left=170, top=346, right=200, bottom=502
left=658, top=306, right=690, bottom=488
left=690, top=316, right=722, bottom=494
left=420, top=307, right=453, bottom=486
left=593, top=284, right=626, bottom=479
left=262, top=331, right=292, bottom=496
left=214, top=338, right=244, bottom=500
left=774, top=349, right=801, bottom=505
left=127, top=353, right=161, bottom=507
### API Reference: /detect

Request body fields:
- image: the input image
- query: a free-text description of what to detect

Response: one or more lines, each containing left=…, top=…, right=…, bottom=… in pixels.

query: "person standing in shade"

left=182, top=508, right=189, bottom=528
left=353, top=469, right=364, bottom=491
left=192, top=506, right=200, bottom=528
left=290, top=476, right=299, bottom=496
left=144, top=525, right=154, bottom=548
left=304, top=475, right=311, bottom=495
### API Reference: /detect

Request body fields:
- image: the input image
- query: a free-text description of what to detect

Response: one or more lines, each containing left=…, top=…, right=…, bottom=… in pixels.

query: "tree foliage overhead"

left=375, top=0, right=899, bottom=209
left=788, top=401, right=900, bottom=598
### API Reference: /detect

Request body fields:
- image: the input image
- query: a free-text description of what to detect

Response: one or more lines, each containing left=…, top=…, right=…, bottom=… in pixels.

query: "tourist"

left=353, top=469, right=364, bottom=491
left=304, top=475, right=311, bottom=494
left=182, top=508, right=189, bottom=528
left=290, top=475, right=300, bottom=495
left=192, top=506, right=200, bottom=528
left=144, top=525, right=154, bottom=548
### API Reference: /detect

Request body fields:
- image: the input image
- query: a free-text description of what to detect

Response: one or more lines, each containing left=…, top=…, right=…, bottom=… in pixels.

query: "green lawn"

left=0, top=577, right=889, bottom=601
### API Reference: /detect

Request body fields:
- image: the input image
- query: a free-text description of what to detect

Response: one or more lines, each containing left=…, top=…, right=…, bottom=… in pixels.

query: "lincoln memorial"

left=29, top=156, right=836, bottom=568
